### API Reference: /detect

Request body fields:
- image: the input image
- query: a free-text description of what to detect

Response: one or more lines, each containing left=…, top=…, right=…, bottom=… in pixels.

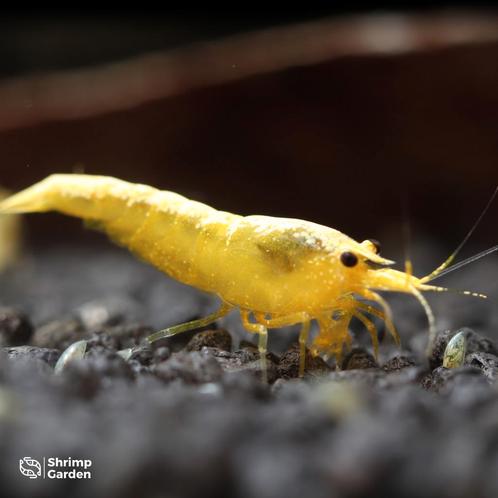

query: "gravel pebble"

left=0, top=307, right=33, bottom=346
left=185, top=328, right=232, bottom=352
left=2, top=345, right=61, bottom=367
left=277, top=344, right=331, bottom=379
left=342, top=348, right=378, bottom=370
left=153, top=350, right=224, bottom=384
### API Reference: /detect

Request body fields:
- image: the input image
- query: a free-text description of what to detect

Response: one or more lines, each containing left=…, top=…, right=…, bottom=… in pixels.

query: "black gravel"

left=1, top=246, right=498, bottom=498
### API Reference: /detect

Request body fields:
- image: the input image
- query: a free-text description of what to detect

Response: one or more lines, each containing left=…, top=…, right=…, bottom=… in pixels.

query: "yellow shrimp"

left=0, top=174, right=489, bottom=379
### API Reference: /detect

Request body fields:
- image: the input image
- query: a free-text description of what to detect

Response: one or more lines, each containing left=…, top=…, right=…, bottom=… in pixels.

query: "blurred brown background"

left=1, top=8, right=497, bottom=258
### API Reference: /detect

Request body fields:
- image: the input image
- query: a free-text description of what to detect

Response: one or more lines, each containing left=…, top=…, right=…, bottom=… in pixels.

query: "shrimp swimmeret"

left=0, top=174, right=494, bottom=379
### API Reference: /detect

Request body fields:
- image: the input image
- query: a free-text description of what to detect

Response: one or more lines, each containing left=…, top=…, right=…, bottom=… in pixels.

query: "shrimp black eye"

left=368, top=239, right=381, bottom=254
left=340, top=251, right=358, bottom=267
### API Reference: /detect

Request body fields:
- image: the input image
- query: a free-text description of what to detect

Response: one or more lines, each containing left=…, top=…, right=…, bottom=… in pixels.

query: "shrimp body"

left=0, top=174, right=461, bottom=375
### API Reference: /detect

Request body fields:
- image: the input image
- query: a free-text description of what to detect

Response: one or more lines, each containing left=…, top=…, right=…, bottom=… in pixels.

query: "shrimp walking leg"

left=353, top=299, right=400, bottom=346
left=352, top=310, right=379, bottom=359
left=254, top=312, right=311, bottom=376
left=146, top=303, right=233, bottom=344
left=241, top=310, right=269, bottom=382
left=357, top=290, right=401, bottom=345
left=298, top=321, right=311, bottom=377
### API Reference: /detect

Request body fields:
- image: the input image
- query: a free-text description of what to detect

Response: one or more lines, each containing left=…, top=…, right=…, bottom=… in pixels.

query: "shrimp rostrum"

left=0, top=175, right=490, bottom=378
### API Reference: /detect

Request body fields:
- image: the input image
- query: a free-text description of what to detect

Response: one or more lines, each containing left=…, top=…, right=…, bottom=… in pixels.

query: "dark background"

left=0, top=7, right=497, bottom=267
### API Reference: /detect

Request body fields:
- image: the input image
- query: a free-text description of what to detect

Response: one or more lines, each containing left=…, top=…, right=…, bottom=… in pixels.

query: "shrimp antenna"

left=409, top=284, right=436, bottom=356
left=421, top=283, right=487, bottom=298
left=420, top=186, right=498, bottom=284
left=423, top=244, right=498, bottom=283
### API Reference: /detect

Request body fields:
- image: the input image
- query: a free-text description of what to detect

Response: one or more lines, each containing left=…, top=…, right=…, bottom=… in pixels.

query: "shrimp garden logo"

left=19, top=457, right=92, bottom=480
left=19, top=457, right=41, bottom=479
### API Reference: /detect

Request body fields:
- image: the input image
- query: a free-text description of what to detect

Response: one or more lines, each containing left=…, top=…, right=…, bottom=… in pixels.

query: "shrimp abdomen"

left=0, top=174, right=237, bottom=289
